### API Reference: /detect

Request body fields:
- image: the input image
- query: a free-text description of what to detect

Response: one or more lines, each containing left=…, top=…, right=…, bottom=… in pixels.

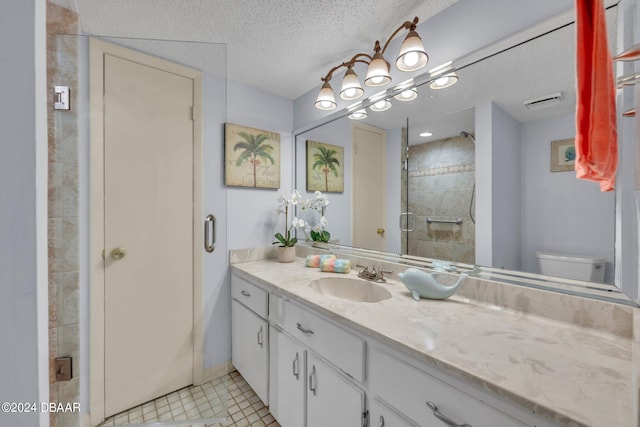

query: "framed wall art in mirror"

left=306, top=140, right=344, bottom=193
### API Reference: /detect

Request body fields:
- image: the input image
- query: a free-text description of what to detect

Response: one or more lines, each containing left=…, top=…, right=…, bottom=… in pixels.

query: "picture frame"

left=306, top=140, right=344, bottom=193
left=550, top=138, right=576, bottom=172
left=224, top=123, right=280, bottom=188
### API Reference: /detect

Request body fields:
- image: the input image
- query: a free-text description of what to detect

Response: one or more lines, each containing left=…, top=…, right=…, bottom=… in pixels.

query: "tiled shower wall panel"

left=406, top=135, right=476, bottom=264
left=47, top=2, right=80, bottom=427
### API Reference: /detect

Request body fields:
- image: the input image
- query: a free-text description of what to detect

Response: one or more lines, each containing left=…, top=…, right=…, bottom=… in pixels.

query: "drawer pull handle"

left=241, top=290, right=251, bottom=297
left=296, top=323, right=314, bottom=335
left=378, top=415, right=385, bottom=427
left=292, top=352, right=300, bottom=379
left=426, top=401, right=472, bottom=427
left=257, top=326, right=263, bottom=348
left=309, top=365, right=317, bottom=396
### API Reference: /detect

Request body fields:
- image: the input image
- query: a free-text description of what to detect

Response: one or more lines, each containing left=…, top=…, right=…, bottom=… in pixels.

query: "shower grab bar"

left=427, top=217, right=463, bottom=225
left=204, top=214, right=216, bottom=253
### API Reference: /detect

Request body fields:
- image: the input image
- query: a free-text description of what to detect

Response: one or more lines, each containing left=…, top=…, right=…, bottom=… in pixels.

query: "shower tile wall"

left=47, top=2, right=80, bottom=427
left=406, top=135, right=475, bottom=264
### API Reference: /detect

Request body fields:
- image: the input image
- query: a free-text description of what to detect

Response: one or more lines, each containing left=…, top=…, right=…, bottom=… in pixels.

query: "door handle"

left=400, top=212, right=415, bottom=231
left=204, top=214, right=216, bottom=253
left=296, top=323, right=314, bottom=335
left=426, top=401, right=472, bottom=427
left=110, top=247, right=126, bottom=260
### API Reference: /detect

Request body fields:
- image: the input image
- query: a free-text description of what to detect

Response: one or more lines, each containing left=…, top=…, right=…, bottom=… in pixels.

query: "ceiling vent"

left=523, top=92, right=564, bottom=110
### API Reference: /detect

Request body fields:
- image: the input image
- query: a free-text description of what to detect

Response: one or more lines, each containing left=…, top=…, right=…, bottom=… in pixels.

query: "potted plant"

left=301, top=191, right=331, bottom=245
left=273, top=190, right=305, bottom=262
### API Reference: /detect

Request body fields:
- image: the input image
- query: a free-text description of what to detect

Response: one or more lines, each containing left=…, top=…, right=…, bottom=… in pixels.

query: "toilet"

left=535, top=251, right=606, bottom=283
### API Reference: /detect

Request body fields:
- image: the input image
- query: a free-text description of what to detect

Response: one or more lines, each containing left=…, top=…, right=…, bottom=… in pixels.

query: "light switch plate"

left=53, top=86, right=70, bottom=110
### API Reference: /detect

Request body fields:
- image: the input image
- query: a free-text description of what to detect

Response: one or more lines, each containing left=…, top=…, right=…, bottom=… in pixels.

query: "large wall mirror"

left=295, top=4, right=637, bottom=305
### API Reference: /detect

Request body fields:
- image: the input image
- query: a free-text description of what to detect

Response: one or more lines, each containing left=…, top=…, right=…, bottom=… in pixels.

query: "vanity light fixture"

left=428, top=62, right=459, bottom=90
left=370, top=98, right=392, bottom=112
left=314, top=16, right=429, bottom=110
left=419, top=131, right=433, bottom=137
left=348, top=109, right=368, bottom=120
left=394, top=87, right=418, bottom=101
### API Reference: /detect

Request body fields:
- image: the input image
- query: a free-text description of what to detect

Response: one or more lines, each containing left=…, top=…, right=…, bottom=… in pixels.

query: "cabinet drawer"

left=370, top=347, right=527, bottom=427
left=282, top=300, right=365, bottom=382
left=231, top=274, right=268, bottom=318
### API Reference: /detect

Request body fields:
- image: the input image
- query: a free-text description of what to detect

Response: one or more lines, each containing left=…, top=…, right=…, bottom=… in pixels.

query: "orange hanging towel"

left=575, top=0, right=618, bottom=192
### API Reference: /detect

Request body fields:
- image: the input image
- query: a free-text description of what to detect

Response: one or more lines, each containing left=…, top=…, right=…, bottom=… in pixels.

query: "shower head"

left=460, top=131, right=475, bottom=143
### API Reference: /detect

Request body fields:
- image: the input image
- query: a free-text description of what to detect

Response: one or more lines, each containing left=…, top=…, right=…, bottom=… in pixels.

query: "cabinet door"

left=231, top=300, right=268, bottom=404
left=269, top=326, right=305, bottom=427
left=306, top=352, right=365, bottom=427
left=369, top=399, right=417, bottom=427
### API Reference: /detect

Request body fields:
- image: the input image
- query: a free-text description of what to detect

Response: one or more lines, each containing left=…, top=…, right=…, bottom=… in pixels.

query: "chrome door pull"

left=308, top=365, right=317, bottom=396
left=400, top=212, right=415, bottom=231
left=256, top=326, right=264, bottom=348
left=377, top=415, right=385, bottom=427
left=204, top=214, right=216, bottom=253
left=296, top=323, right=314, bottom=335
left=426, top=401, right=472, bottom=427
left=292, top=352, right=300, bottom=379
left=241, top=290, right=251, bottom=297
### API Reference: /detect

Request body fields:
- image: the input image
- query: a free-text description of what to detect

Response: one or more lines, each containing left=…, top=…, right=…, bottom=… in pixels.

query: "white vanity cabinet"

left=306, top=351, right=366, bottom=427
left=268, top=292, right=367, bottom=427
left=268, top=325, right=305, bottom=427
left=231, top=276, right=269, bottom=405
left=369, top=398, right=419, bottom=427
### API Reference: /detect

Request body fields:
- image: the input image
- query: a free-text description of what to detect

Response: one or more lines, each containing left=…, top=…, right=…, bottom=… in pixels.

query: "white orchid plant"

left=300, top=191, right=331, bottom=243
left=273, top=190, right=306, bottom=247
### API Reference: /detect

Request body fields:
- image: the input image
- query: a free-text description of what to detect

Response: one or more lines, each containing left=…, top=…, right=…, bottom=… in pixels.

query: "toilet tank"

left=535, top=251, right=606, bottom=283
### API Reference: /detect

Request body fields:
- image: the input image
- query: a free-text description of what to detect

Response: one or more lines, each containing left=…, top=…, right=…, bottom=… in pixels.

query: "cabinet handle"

left=308, top=365, right=317, bottom=396
left=292, top=352, right=300, bottom=379
left=377, top=415, right=385, bottom=427
left=241, top=290, right=251, bottom=297
left=296, top=322, right=314, bottom=335
left=257, top=326, right=263, bottom=348
left=426, top=401, right=472, bottom=427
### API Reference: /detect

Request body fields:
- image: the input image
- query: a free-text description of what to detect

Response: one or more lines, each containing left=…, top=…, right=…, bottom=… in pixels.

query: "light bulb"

left=375, top=100, right=386, bottom=109
left=343, top=88, right=356, bottom=98
left=434, top=76, right=449, bottom=87
left=402, top=51, right=419, bottom=68
left=370, top=76, right=384, bottom=85
left=319, top=101, right=332, bottom=109
left=400, top=90, right=413, bottom=99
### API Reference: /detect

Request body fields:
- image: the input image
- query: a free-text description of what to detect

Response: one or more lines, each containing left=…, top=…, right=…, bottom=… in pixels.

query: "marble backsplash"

left=230, top=246, right=635, bottom=339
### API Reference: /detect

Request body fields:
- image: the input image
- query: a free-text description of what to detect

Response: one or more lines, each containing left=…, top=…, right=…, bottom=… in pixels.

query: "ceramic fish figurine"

left=398, top=268, right=468, bottom=300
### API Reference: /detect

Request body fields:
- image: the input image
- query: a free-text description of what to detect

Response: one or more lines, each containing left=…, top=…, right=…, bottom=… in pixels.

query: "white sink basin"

left=309, top=277, right=392, bottom=303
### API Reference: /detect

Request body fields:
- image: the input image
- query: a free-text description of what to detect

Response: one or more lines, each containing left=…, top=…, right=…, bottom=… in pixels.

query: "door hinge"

left=191, top=105, right=196, bottom=121
left=192, top=327, right=196, bottom=345
left=362, top=410, right=369, bottom=427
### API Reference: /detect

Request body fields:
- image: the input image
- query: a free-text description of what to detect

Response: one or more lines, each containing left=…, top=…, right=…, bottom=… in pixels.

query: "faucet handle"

left=356, top=264, right=369, bottom=270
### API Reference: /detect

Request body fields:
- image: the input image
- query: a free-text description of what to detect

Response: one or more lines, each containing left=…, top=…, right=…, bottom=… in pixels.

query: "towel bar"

left=427, top=217, right=463, bottom=225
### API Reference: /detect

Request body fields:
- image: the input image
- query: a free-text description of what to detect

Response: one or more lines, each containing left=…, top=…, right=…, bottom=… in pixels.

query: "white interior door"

left=90, top=39, right=203, bottom=420
left=352, top=122, right=387, bottom=251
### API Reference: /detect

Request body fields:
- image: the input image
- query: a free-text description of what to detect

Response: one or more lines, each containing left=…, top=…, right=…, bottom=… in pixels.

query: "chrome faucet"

left=356, top=264, right=393, bottom=283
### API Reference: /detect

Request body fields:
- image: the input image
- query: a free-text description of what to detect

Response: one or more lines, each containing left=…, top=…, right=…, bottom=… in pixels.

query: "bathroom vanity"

left=229, top=250, right=635, bottom=427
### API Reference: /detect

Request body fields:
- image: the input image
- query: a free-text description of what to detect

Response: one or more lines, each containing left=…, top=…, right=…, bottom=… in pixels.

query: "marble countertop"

left=231, top=257, right=635, bottom=427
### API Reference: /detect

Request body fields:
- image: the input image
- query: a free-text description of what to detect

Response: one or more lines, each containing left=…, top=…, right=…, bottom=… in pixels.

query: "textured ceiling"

left=57, top=0, right=457, bottom=99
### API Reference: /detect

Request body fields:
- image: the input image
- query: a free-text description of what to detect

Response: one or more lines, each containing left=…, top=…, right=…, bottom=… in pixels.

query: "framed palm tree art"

left=224, top=123, right=281, bottom=188
left=306, top=140, right=344, bottom=193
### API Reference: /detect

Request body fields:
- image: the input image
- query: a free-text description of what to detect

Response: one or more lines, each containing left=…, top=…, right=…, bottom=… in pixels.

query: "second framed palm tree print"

left=306, top=140, right=344, bottom=193
left=224, top=123, right=280, bottom=188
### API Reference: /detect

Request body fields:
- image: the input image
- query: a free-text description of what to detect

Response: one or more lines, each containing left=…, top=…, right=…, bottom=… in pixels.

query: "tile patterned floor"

left=100, top=370, right=280, bottom=427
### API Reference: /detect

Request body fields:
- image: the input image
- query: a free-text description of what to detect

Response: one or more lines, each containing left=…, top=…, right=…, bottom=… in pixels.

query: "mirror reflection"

left=296, top=9, right=617, bottom=286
